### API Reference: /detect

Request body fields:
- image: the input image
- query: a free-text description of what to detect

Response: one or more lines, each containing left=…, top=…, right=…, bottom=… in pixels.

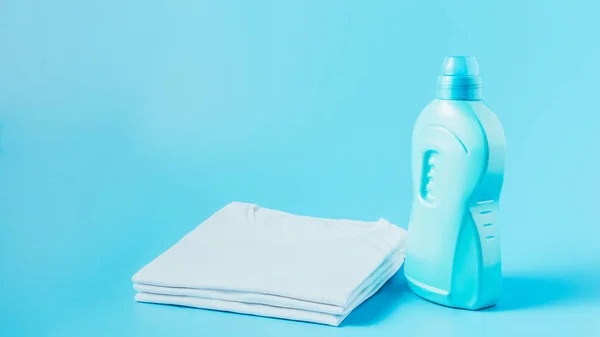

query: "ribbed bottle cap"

left=436, top=56, right=482, bottom=100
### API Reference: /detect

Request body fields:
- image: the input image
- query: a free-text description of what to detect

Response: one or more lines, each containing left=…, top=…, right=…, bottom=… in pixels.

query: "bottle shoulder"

left=417, top=99, right=492, bottom=123
left=413, top=99, right=489, bottom=148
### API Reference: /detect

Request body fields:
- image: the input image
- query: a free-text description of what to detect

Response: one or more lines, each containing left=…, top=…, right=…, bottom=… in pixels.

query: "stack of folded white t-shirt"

left=132, top=202, right=407, bottom=326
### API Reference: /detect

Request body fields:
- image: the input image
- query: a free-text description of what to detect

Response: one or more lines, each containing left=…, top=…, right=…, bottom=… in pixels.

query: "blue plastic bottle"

left=404, top=56, right=506, bottom=310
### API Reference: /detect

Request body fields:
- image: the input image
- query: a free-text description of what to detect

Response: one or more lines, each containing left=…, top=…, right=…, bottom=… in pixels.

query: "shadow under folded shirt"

left=132, top=202, right=408, bottom=326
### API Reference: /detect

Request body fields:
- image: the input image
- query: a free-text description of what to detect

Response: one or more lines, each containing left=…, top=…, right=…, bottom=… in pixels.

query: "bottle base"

left=405, top=273, right=497, bottom=311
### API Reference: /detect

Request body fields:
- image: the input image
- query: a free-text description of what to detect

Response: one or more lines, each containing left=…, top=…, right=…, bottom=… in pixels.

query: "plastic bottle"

left=404, top=56, right=506, bottom=310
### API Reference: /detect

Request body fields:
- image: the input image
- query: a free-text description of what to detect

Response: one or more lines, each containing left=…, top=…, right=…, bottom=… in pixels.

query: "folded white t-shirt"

left=132, top=202, right=407, bottom=326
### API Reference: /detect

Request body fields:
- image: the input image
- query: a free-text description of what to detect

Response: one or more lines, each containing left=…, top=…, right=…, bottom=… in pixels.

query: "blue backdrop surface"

left=1, top=0, right=599, bottom=336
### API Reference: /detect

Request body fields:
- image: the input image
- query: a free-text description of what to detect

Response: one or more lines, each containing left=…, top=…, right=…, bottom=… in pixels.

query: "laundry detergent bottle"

left=404, top=56, right=506, bottom=310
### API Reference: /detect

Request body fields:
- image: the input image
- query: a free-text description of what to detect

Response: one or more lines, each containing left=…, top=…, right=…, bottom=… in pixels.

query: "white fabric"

left=132, top=202, right=407, bottom=326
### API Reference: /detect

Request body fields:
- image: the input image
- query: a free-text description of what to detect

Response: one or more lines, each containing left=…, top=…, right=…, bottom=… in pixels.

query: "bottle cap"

left=436, top=56, right=482, bottom=100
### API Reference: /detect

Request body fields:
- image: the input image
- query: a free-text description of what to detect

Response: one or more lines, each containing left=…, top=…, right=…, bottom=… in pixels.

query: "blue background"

left=1, top=0, right=599, bottom=336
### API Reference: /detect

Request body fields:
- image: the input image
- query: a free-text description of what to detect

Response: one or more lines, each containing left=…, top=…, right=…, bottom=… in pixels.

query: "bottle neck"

left=436, top=75, right=482, bottom=100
